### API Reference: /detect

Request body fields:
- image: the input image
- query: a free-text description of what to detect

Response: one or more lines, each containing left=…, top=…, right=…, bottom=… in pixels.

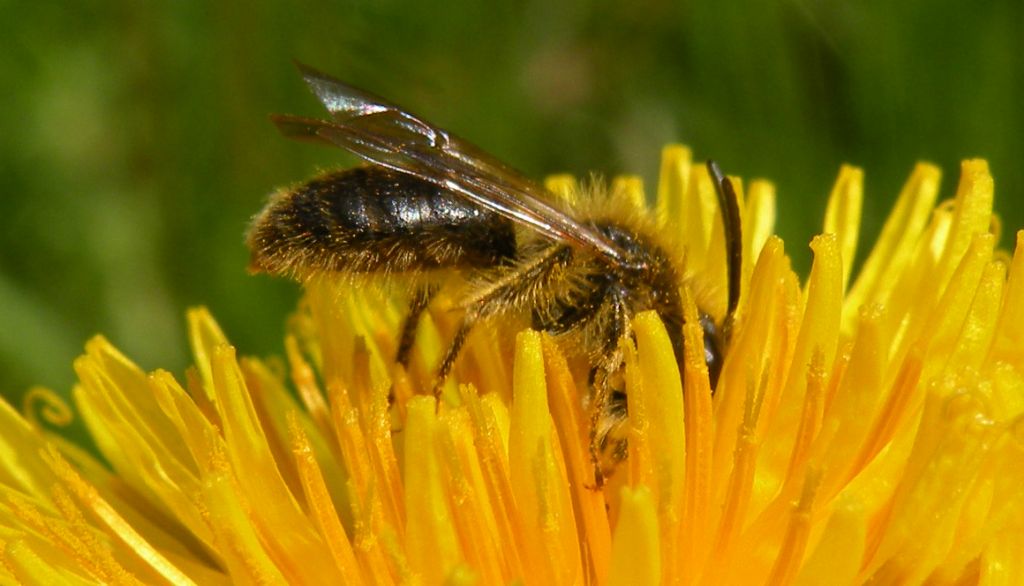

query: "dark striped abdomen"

left=247, top=166, right=517, bottom=278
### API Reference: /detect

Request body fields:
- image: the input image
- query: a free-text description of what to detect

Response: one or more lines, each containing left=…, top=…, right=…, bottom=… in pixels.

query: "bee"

left=247, top=63, right=742, bottom=484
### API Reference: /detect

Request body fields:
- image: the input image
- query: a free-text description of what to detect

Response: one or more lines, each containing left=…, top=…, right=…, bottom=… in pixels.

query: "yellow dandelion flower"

left=2, top=146, right=1023, bottom=585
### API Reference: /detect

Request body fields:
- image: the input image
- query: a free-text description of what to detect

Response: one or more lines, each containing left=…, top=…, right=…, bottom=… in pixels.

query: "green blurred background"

left=2, top=1, right=1022, bottom=402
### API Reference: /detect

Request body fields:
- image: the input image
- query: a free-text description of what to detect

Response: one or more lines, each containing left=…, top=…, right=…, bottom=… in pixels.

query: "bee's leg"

left=587, top=298, right=629, bottom=489
left=395, top=284, right=439, bottom=368
left=431, top=244, right=570, bottom=401
left=432, top=317, right=475, bottom=401
left=588, top=364, right=613, bottom=488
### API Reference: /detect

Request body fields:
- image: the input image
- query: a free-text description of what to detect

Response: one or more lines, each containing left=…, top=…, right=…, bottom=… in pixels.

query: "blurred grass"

left=1, top=0, right=1022, bottom=404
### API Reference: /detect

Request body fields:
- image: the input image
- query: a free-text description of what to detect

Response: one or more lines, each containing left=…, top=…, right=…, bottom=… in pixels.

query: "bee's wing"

left=272, top=62, right=629, bottom=265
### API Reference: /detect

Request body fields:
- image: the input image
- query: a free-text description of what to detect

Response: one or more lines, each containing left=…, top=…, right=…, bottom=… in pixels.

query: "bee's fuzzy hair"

left=557, top=176, right=688, bottom=275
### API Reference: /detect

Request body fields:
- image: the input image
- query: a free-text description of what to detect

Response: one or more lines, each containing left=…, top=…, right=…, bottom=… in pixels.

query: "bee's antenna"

left=706, top=160, right=742, bottom=326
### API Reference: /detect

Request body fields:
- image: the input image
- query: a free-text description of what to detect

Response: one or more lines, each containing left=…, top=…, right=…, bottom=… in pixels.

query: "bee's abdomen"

left=247, top=167, right=516, bottom=277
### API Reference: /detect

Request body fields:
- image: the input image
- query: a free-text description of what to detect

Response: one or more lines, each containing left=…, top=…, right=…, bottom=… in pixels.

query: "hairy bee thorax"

left=521, top=216, right=685, bottom=364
